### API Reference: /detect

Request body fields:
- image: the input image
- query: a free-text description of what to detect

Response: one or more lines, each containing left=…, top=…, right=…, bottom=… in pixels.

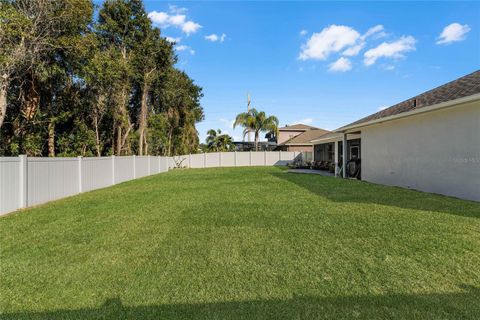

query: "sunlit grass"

left=1, top=167, right=479, bottom=319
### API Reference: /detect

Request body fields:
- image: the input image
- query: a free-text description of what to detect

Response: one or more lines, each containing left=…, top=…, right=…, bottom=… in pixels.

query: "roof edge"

left=278, top=128, right=310, bottom=131
left=335, top=93, right=480, bottom=133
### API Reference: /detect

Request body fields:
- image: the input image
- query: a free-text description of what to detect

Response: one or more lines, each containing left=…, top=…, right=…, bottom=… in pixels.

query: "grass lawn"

left=1, top=166, right=480, bottom=319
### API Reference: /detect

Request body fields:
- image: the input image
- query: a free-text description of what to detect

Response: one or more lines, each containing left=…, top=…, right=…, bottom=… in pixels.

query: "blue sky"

left=143, top=1, right=480, bottom=142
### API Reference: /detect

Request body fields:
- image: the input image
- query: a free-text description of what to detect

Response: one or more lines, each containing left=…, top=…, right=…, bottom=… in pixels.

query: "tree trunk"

left=138, top=79, right=148, bottom=155
left=167, top=127, right=174, bottom=156
left=116, top=126, right=122, bottom=155
left=115, top=84, right=130, bottom=155
left=93, top=114, right=101, bottom=157
left=255, top=132, right=259, bottom=151
left=0, top=79, right=7, bottom=129
left=48, top=119, right=55, bottom=157
left=143, top=133, right=148, bottom=155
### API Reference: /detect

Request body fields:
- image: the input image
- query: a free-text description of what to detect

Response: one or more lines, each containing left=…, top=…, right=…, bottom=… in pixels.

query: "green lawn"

left=1, top=167, right=480, bottom=319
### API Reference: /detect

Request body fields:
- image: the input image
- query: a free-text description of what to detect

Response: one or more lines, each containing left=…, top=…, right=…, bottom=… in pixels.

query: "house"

left=277, top=124, right=330, bottom=152
left=312, top=70, right=480, bottom=201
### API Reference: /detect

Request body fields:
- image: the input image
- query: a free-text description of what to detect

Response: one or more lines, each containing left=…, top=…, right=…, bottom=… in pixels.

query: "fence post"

left=111, top=155, right=115, bottom=185
left=219, top=152, right=222, bottom=167
left=234, top=151, right=237, bottom=167
left=279, top=150, right=282, bottom=161
left=147, top=155, right=151, bottom=175
left=18, top=155, right=27, bottom=209
left=204, top=152, right=207, bottom=168
left=78, top=156, right=83, bottom=193
left=264, top=150, right=267, bottom=166
left=249, top=151, right=252, bottom=166
left=133, top=155, right=136, bottom=179
left=188, top=154, right=191, bottom=168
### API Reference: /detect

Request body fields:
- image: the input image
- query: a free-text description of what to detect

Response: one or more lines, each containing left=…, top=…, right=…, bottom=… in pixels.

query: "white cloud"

left=329, top=57, right=352, bottom=72
left=342, top=43, right=364, bottom=56
left=165, top=36, right=181, bottom=43
left=168, top=5, right=187, bottom=14
left=300, top=29, right=308, bottom=36
left=299, top=25, right=360, bottom=60
left=175, top=45, right=195, bottom=55
left=205, top=33, right=227, bottom=42
left=361, top=24, right=386, bottom=40
left=363, top=35, right=416, bottom=66
left=182, top=21, right=202, bottom=35
left=342, top=24, right=386, bottom=57
left=437, top=23, right=471, bottom=44
left=148, top=11, right=169, bottom=25
left=148, top=8, right=202, bottom=35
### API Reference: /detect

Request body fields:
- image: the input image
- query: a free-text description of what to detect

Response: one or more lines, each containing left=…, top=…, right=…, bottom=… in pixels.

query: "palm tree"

left=233, top=108, right=279, bottom=151
left=206, top=129, right=234, bottom=152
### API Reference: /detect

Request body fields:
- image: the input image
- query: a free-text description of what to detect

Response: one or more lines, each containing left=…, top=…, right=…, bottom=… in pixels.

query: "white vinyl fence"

left=0, top=151, right=309, bottom=215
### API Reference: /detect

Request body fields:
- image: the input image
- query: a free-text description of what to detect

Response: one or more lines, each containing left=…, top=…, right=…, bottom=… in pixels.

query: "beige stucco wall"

left=278, top=130, right=304, bottom=145
left=361, top=100, right=480, bottom=201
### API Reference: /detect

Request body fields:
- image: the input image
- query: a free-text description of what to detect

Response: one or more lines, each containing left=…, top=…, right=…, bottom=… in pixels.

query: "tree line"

left=0, top=0, right=204, bottom=157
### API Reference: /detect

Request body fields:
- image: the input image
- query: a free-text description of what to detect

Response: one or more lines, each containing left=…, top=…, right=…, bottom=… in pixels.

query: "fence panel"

left=220, top=152, right=235, bottom=167
left=205, top=152, right=220, bottom=168
left=0, top=158, right=21, bottom=215
left=266, top=151, right=281, bottom=165
left=250, top=152, right=265, bottom=166
left=82, top=157, right=113, bottom=192
left=150, top=156, right=160, bottom=174
left=167, top=157, right=175, bottom=169
left=236, top=152, right=250, bottom=166
left=190, top=154, right=204, bottom=168
left=136, top=156, right=149, bottom=178
left=27, top=157, right=80, bottom=207
left=115, top=156, right=134, bottom=183
left=159, top=157, right=168, bottom=172
left=278, top=151, right=295, bottom=165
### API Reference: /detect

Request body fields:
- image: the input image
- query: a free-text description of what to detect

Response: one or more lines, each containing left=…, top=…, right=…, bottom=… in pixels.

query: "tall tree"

left=97, top=0, right=146, bottom=155
left=132, top=28, right=174, bottom=155
left=234, top=108, right=278, bottom=151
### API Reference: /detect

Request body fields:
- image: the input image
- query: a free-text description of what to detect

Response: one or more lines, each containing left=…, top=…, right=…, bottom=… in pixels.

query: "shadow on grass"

left=3, top=285, right=479, bottom=319
left=271, top=171, right=480, bottom=219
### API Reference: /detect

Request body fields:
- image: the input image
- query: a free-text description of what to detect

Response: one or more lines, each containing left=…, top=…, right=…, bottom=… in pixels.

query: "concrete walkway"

left=288, top=169, right=335, bottom=177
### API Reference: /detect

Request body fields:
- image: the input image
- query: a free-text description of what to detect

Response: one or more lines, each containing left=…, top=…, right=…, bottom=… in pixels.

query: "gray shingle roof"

left=280, top=128, right=331, bottom=145
left=339, top=70, right=480, bottom=130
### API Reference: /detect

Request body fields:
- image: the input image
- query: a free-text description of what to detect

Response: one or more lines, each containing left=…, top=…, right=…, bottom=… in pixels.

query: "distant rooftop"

left=280, top=128, right=330, bottom=145
left=278, top=124, right=319, bottom=131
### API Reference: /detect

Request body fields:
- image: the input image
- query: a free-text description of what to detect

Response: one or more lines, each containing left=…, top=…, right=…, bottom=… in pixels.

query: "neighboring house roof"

left=311, top=132, right=342, bottom=143
left=280, top=128, right=330, bottom=145
left=278, top=124, right=319, bottom=131
left=338, top=70, right=480, bottom=131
